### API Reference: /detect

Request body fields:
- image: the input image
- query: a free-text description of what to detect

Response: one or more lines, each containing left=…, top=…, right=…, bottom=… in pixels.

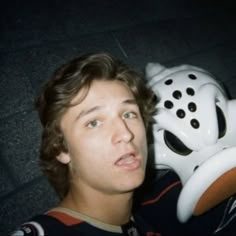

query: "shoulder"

left=136, top=169, right=236, bottom=235
left=9, top=214, right=69, bottom=236
left=135, top=169, right=181, bottom=206
left=10, top=220, right=46, bottom=236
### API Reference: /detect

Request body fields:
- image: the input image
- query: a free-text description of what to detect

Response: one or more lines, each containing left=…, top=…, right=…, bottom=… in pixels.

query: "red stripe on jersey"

left=47, top=211, right=84, bottom=226
left=141, top=180, right=181, bottom=206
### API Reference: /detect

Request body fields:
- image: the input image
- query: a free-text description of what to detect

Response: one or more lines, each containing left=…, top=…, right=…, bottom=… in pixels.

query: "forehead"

left=72, top=79, right=135, bottom=105
left=61, top=80, right=136, bottom=126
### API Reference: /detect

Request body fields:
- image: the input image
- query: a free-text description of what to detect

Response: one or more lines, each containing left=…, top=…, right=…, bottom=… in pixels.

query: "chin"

left=121, top=173, right=146, bottom=192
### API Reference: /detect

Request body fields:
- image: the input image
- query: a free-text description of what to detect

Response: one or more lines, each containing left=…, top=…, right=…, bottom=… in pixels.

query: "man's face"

left=59, top=80, right=147, bottom=195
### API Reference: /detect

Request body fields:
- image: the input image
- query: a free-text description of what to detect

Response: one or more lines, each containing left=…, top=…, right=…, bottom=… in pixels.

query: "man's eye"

left=122, top=112, right=137, bottom=119
left=87, top=120, right=101, bottom=128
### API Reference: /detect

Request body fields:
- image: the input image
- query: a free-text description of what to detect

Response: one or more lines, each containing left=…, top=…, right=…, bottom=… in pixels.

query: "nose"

left=111, top=118, right=134, bottom=144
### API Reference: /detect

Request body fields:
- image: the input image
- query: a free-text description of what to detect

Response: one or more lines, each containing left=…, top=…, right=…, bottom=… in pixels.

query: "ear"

left=56, top=152, right=71, bottom=164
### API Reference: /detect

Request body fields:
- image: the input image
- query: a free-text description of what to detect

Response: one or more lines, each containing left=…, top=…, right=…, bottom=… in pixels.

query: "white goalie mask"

left=146, top=63, right=236, bottom=223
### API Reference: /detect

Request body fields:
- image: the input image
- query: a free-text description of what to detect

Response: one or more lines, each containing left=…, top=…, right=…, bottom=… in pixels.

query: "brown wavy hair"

left=35, top=52, right=157, bottom=199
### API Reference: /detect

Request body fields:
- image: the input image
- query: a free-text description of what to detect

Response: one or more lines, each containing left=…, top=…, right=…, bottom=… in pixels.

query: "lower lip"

left=115, top=158, right=141, bottom=171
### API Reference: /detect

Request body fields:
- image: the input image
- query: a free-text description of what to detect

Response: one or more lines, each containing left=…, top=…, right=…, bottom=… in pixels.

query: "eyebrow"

left=123, top=99, right=138, bottom=105
left=76, top=99, right=138, bottom=121
left=76, top=106, right=101, bottom=121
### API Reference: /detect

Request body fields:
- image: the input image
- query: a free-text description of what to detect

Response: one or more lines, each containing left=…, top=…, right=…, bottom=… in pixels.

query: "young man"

left=11, top=52, right=236, bottom=236
left=11, top=52, right=159, bottom=236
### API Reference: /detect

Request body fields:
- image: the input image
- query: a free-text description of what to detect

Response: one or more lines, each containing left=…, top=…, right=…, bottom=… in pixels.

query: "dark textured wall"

left=1, top=1, right=236, bottom=235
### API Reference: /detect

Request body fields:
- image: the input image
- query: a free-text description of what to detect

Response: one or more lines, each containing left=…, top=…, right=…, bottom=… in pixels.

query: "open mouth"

left=194, top=167, right=236, bottom=216
left=115, top=153, right=141, bottom=170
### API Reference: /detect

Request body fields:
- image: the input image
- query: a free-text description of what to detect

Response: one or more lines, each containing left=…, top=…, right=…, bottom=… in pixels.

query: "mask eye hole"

left=216, top=105, right=226, bottom=139
left=164, top=130, right=192, bottom=156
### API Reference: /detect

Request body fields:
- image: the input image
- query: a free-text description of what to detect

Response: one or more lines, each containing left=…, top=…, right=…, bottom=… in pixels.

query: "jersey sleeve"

left=10, top=221, right=45, bottom=236
left=9, top=214, right=71, bottom=236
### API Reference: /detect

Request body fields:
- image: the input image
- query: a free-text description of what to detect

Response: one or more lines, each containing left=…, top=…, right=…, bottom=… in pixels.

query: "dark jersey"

left=10, top=209, right=161, bottom=236
left=135, top=169, right=236, bottom=236
left=10, top=170, right=236, bottom=236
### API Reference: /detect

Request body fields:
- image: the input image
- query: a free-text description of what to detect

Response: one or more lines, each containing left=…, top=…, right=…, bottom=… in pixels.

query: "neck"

left=59, top=185, right=134, bottom=225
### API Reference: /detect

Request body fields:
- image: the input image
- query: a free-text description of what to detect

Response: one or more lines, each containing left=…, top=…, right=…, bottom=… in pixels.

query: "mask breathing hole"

left=164, top=130, right=192, bottom=156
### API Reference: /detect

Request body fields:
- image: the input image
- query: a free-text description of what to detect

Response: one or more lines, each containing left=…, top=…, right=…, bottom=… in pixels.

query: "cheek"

left=140, top=126, right=148, bottom=157
left=69, top=141, right=110, bottom=179
left=141, top=140, right=148, bottom=163
left=69, top=132, right=107, bottom=164
left=68, top=129, right=103, bottom=152
left=137, top=123, right=147, bottom=144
